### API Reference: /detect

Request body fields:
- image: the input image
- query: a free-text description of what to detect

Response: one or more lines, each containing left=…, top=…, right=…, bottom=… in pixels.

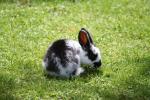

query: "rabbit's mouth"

left=93, top=60, right=102, bottom=68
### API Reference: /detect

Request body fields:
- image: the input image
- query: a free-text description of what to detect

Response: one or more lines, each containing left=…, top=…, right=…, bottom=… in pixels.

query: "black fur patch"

left=94, top=60, right=101, bottom=68
left=49, top=39, right=70, bottom=67
left=87, top=49, right=98, bottom=61
left=46, top=58, right=60, bottom=73
left=72, top=69, right=77, bottom=76
left=48, top=39, right=78, bottom=67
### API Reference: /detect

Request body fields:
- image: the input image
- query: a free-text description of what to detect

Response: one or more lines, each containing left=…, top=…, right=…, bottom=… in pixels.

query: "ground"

left=0, top=0, right=150, bottom=99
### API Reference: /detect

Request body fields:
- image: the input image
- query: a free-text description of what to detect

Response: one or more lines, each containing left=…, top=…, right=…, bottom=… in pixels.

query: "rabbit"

left=42, top=28, right=102, bottom=77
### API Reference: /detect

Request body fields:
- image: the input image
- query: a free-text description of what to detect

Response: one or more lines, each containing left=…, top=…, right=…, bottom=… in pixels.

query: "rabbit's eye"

left=92, top=54, right=98, bottom=60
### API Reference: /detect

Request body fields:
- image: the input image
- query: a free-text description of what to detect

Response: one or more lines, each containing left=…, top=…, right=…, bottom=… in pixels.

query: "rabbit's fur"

left=42, top=28, right=102, bottom=77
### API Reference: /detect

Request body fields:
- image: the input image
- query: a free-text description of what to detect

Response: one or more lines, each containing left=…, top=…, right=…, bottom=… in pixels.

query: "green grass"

left=0, top=0, right=150, bottom=99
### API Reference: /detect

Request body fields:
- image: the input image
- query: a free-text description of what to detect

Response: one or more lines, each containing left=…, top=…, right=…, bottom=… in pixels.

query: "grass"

left=0, top=0, right=150, bottom=99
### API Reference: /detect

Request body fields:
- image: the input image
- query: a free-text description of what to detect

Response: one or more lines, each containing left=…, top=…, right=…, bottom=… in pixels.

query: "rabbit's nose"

left=94, top=60, right=102, bottom=68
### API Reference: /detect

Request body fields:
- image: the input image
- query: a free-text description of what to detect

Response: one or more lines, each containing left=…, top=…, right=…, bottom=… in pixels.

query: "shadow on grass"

left=80, top=66, right=103, bottom=77
left=44, top=65, right=103, bottom=81
left=0, top=73, right=16, bottom=100
left=124, top=56, right=150, bottom=100
left=107, top=56, right=150, bottom=100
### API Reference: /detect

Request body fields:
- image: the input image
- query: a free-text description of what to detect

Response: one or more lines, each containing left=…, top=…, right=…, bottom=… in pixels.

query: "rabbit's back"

left=43, top=39, right=81, bottom=77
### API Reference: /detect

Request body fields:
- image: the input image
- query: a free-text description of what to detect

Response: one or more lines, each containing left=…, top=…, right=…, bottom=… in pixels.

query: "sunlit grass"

left=0, top=0, right=150, bottom=99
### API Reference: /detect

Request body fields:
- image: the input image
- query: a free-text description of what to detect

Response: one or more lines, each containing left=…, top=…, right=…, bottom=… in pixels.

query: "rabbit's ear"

left=81, top=28, right=93, bottom=44
left=78, top=28, right=91, bottom=49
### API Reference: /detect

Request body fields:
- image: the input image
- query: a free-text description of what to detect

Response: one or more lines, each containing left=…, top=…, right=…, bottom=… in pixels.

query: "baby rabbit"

left=42, top=28, right=102, bottom=77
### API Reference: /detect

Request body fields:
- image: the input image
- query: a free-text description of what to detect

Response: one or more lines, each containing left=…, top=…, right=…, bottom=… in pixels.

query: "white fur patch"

left=75, top=67, right=84, bottom=76
left=42, top=58, right=48, bottom=70
left=91, top=45, right=101, bottom=63
left=80, top=50, right=92, bottom=64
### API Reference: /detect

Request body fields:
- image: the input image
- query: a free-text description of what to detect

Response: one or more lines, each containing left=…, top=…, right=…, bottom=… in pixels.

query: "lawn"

left=0, top=0, right=150, bottom=99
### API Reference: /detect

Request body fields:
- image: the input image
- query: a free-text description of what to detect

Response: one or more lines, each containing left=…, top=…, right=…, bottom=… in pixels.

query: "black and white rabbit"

left=42, top=28, right=102, bottom=77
